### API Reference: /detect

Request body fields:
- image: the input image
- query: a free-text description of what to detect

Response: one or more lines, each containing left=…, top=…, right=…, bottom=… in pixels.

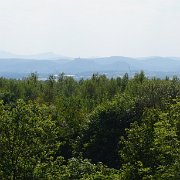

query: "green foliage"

left=119, top=102, right=180, bottom=179
left=34, top=157, right=120, bottom=180
left=152, top=103, right=180, bottom=179
left=0, top=72, right=180, bottom=179
left=78, top=94, right=137, bottom=168
left=0, top=99, right=60, bottom=179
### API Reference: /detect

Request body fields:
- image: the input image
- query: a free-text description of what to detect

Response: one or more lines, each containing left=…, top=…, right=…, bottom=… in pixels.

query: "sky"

left=0, top=0, right=180, bottom=57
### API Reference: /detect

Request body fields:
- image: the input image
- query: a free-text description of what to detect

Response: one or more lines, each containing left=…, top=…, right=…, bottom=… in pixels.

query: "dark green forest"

left=0, top=72, right=179, bottom=179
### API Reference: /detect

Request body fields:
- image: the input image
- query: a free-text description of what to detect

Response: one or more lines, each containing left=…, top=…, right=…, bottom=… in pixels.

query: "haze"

left=0, top=0, right=180, bottom=57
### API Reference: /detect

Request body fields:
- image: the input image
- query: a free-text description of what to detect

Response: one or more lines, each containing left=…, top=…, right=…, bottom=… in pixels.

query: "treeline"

left=0, top=72, right=179, bottom=179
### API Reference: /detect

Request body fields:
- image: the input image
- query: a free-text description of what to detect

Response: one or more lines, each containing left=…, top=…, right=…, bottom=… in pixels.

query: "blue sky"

left=0, top=0, right=180, bottom=57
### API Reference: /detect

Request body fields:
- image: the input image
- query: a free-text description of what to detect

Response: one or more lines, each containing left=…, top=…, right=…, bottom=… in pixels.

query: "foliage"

left=0, top=99, right=60, bottom=179
left=77, top=94, right=137, bottom=168
left=119, top=102, right=180, bottom=179
left=34, top=157, right=121, bottom=180
left=0, top=72, right=180, bottom=179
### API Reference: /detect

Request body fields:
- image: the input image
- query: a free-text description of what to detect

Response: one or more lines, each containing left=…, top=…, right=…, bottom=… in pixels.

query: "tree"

left=0, top=99, right=60, bottom=179
left=153, top=102, right=180, bottom=179
left=119, top=102, right=180, bottom=179
left=34, top=157, right=121, bottom=179
left=78, top=94, right=137, bottom=168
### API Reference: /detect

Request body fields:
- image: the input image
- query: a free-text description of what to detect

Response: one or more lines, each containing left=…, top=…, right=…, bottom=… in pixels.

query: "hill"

left=1, top=53, right=180, bottom=78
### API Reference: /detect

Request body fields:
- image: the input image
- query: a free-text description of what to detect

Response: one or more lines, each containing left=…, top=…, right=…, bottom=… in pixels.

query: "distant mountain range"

left=0, top=51, right=180, bottom=79
left=0, top=50, right=72, bottom=60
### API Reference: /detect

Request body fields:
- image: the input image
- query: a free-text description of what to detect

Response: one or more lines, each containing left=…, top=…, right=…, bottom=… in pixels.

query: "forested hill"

left=1, top=55, right=180, bottom=78
left=0, top=72, right=179, bottom=179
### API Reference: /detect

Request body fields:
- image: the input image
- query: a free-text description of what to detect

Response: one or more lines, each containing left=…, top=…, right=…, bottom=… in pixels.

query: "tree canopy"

left=0, top=72, right=179, bottom=179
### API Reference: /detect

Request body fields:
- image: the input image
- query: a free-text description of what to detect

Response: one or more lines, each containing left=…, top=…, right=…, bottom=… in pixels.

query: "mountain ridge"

left=0, top=50, right=72, bottom=60
left=1, top=52, right=180, bottom=79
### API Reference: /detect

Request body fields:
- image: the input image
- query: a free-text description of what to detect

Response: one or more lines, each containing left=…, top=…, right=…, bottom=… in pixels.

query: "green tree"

left=78, top=94, right=137, bottom=168
left=0, top=99, right=60, bottom=179
left=153, top=102, right=180, bottom=179
left=120, top=102, right=180, bottom=179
